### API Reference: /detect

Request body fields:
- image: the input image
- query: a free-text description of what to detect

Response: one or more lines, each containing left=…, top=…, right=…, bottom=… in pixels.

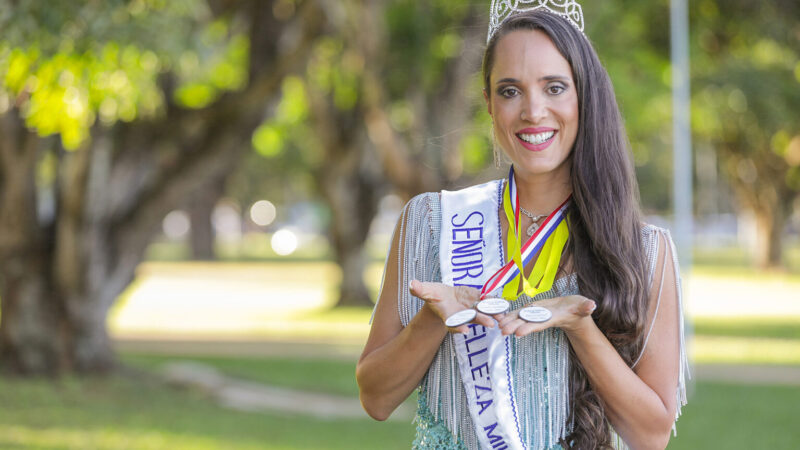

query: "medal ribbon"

left=480, top=167, right=570, bottom=300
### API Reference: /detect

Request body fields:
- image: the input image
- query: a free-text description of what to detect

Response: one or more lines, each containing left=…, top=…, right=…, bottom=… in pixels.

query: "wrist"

left=563, top=314, right=596, bottom=340
left=420, top=302, right=448, bottom=328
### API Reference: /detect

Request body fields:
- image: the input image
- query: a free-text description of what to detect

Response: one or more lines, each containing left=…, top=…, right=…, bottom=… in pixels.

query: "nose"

left=520, top=92, right=547, bottom=123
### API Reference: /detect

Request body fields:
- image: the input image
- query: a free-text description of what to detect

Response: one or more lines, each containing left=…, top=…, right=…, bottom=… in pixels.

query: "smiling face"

left=485, top=29, right=579, bottom=183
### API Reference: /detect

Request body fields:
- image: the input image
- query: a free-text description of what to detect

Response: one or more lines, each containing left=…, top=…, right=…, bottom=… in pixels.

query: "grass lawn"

left=121, top=353, right=360, bottom=397
left=3, top=253, right=799, bottom=448
left=1, top=353, right=798, bottom=449
left=122, top=353, right=800, bottom=450
left=692, top=316, right=800, bottom=340
left=0, top=372, right=412, bottom=450
left=691, top=316, right=800, bottom=365
left=668, top=381, right=800, bottom=449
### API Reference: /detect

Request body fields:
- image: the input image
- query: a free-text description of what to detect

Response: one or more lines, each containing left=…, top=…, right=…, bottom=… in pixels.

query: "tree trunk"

left=725, top=153, right=792, bottom=270
left=0, top=253, right=65, bottom=375
left=0, top=113, right=250, bottom=375
left=0, top=112, right=61, bottom=375
left=753, top=206, right=784, bottom=269
left=0, top=112, right=116, bottom=375
left=334, top=239, right=372, bottom=307
left=320, top=161, right=380, bottom=307
left=188, top=176, right=225, bottom=260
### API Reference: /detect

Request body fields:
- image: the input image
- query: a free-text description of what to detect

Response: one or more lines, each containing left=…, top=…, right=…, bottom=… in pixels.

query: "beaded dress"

left=377, top=189, right=689, bottom=450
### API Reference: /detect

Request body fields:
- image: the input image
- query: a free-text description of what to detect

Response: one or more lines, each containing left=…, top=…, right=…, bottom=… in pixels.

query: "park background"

left=1, top=0, right=799, bottom=448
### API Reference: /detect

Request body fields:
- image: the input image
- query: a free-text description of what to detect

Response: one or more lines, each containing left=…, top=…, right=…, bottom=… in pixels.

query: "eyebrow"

left=495, top=75, right=570, bottom=84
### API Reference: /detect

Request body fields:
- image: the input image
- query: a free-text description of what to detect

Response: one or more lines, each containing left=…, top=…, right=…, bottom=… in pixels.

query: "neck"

left=512, top=165, right=572, bottom=215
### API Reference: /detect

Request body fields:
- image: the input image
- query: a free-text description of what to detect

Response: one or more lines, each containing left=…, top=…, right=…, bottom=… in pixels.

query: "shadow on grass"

left=0, top=372, right=412, bottom=450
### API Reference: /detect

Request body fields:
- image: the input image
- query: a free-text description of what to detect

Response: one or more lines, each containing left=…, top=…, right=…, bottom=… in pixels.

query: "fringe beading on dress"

left=373, top=192, right=690, bottom=450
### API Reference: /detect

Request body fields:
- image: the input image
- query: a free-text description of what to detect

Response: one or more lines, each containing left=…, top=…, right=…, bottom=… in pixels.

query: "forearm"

left=565, top=319, right=674, bottom=450
left=356, top=303, right=448, bottom=420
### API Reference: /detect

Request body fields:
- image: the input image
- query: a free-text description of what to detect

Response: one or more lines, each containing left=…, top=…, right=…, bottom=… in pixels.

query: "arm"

left=498, top=231, right=681, bottom=449
left=355, top=207, right=491, bottom=421
left=567, top=231, right=680, bottom=449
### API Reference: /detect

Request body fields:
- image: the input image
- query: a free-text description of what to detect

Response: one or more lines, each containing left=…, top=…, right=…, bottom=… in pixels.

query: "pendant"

left=526, top=222, right=539, bottom=237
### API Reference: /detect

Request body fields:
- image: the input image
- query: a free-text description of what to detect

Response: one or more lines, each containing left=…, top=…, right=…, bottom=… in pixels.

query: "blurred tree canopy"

left=588, top=0, right=799, bottom=267
left=252, top=0, right=490, bottom=306
left=0, top=0, right=324, bottom=375
left=689, top=0, right=800, bottom=267
left=1, top=0, right=798, bottom=377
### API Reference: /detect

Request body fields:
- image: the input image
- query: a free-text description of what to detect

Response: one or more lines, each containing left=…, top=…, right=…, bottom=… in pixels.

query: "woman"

left=356, top=8, right=688, bottom=450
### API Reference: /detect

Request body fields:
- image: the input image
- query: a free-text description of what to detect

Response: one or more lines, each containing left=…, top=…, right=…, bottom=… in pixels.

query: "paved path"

left=116, top=336, right=800, bottom=385
left=114, top=336, right=364, bottom=361
left=159, top=360, right=415, bottom=421
left=691, top=363, right=800, bottom=386
left=119, top=336, right=800, bottom=420
left=157, top=358, right=800, bottom=422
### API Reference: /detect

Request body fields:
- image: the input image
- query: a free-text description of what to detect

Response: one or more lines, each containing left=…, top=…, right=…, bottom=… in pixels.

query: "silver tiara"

left=487, top=0, right=585, bottom=43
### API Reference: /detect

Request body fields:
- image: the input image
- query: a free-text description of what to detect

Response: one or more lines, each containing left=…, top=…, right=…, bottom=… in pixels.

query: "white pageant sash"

left=440, top=180, right=526, bottom=450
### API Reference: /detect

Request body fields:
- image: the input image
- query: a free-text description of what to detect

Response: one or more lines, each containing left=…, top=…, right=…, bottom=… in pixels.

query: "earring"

left=491, top=125, right=501, bottom=169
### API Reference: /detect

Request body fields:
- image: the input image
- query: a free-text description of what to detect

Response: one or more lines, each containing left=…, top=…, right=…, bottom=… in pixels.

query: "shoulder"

left=403, top=192, right=441, bottom=229
left=639, top=222, right=671, bottom=240
left=406, top=191, right=440, bottom=211
left=638, top=222, right=680, bottom=290
left=398, top=192, right=442, bottom=251
left=639, top=223, right=676, bottom=256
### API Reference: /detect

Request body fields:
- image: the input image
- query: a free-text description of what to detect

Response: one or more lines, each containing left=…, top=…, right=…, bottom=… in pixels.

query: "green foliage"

left=1, top=44, right=164, bottom=148
left=244, top=74, right=317, bottom=213
left=252, top=124, right=285, bottom=158
left=305, top=36, right=362, bottom=111
left=173, top=21, right=249, bottom=109
left=5, top=0, right=796, bottom=220
left=460, top=85, right=493, bottom=174
left=689, top=0, right=800, bottom=196
left=252, top=76, right=310, bottom=159
left=587, top=0, right=674, bottom=211
left=384, top=0, right=471, bottom=96
left=0, top=0, right=247, bottom=149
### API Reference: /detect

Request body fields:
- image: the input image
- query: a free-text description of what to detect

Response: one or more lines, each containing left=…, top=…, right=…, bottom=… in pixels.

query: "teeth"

left=518, top=131, right=555, bottom=145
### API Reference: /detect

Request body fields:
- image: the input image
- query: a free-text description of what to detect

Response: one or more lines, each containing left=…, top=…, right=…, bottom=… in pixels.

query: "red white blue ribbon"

left=480, top=167, right=570, bottom=299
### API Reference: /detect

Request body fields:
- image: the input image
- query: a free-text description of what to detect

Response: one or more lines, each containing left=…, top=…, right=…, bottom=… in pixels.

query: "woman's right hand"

left=409, top=280, right=496, bottom=333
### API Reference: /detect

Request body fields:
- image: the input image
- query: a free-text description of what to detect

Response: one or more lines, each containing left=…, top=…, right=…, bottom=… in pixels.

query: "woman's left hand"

left=495, top=295, right=596, bottom=337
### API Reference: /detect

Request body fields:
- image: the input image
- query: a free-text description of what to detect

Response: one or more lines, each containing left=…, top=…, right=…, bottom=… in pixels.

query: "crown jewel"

left=488, top=0, right=585, bottom=43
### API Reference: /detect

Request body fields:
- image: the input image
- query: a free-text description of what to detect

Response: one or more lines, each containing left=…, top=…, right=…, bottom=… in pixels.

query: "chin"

left=512, top=156, right=571, bottom=179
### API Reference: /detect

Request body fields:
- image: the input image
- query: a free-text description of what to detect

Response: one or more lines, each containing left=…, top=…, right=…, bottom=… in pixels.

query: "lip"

left=516, top=128, right=558, bottom=152
left=517, top=127, right=556, bottom=134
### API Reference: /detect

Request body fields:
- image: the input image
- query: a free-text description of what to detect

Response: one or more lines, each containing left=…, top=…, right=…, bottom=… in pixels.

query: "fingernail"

left=409, top=280, right=415, bottom=291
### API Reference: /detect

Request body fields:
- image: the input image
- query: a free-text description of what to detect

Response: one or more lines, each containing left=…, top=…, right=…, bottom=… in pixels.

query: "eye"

left=498, top=86, right=520, bottom=98
left=546, top=84, right=566, bottom=95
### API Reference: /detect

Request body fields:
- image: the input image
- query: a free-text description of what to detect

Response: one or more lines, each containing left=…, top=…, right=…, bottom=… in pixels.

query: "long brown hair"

left=483, top=11, right=649, bottom=449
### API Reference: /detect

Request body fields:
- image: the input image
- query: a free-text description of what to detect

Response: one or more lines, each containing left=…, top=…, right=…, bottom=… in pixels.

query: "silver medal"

left=444, top=309, right=477, bottom=327
left=519, top=305, right=552, bottom=323
left=476, top=298, right=510, bottom=315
